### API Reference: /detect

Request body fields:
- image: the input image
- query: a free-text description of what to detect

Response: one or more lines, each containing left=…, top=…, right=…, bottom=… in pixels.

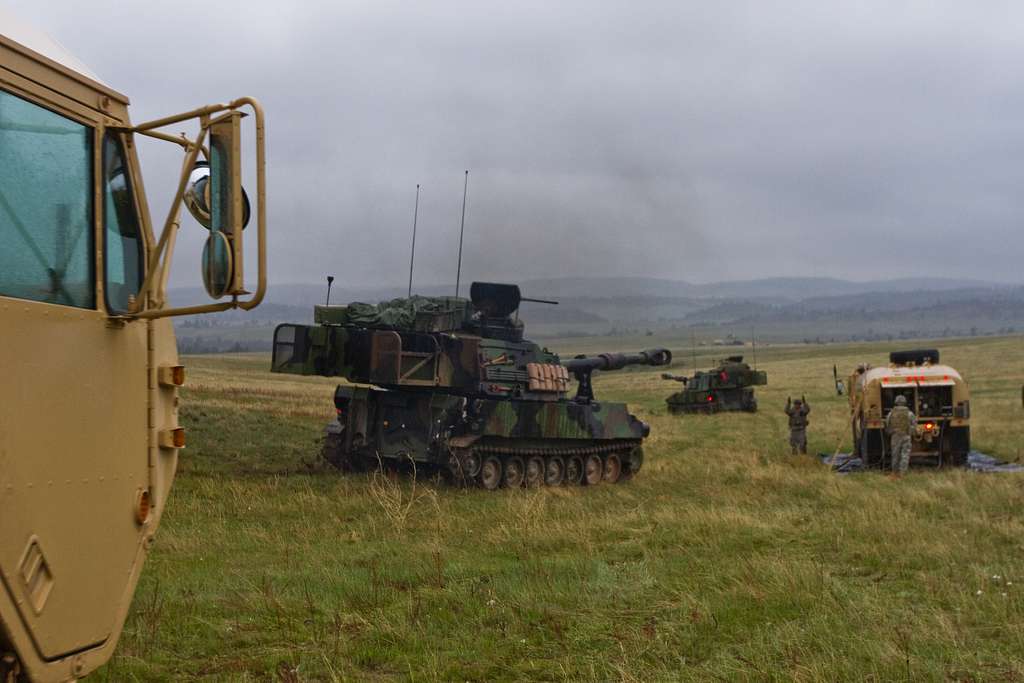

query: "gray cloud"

left=7, top=0, right=1024, bottom=291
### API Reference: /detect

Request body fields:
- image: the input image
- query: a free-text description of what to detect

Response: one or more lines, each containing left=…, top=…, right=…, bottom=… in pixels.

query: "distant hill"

left=168, top=276, right=1022, bottom=352
left=515, top=276, right=1001, bottom=301
left=169, top=275, right=1006, bottom=310
left=680, top=287, right=1023, bottom=324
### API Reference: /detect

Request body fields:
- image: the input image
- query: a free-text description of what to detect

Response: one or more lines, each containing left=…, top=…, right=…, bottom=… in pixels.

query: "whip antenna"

left=455, top=170, right=469, bottom=297
left=751, top=326, right=757, bottom=370
left=407, top=184, right=420, bottom=297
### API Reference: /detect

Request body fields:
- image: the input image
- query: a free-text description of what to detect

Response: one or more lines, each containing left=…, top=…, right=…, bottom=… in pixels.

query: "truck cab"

left=1, top=14, right=266, bottom=681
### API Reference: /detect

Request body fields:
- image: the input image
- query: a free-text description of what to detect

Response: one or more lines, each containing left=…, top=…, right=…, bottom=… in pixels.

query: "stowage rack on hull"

left=272, top=282, right=671, bottom=488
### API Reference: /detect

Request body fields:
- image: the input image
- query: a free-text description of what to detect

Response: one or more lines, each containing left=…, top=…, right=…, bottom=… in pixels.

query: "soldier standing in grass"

left=784, top=396, right=810, bottom=455
left=885, top=394, right=916, bottom=477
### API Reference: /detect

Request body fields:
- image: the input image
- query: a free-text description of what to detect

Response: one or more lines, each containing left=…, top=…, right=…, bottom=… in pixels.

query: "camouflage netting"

left=346, top=295, right=465, bottom=329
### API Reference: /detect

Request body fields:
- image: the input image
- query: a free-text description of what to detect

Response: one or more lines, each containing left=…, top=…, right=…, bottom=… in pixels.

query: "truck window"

left=917, top=385, right=953, bottom=417
left=0, top=88, right=94, bottom=308
left=881, top=388, right=914, bottom=415
left=102, top=132, right=143, bottom=312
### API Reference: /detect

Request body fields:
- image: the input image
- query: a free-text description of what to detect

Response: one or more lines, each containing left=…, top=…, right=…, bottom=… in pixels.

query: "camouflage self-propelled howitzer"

left=663, top=355, right=767, bottom=414
left=271, top=282, right=670, bottom=489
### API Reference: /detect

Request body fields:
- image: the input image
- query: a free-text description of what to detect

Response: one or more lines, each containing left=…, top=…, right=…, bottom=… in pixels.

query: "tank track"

left=450, top=439, right=643, bottom=490
left=321, top=433, right=643, bottom=490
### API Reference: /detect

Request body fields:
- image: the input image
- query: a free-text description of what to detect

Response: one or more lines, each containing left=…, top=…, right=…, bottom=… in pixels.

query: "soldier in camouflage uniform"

left=784, top=396, right=810, bottom=454
left=885, top=394, right=916, bottom=475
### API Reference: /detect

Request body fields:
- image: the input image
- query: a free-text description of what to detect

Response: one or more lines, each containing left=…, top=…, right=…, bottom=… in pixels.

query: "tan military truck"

left=1, top=14, right=266, bottom=682
left=847, top=349, right=970, bottom=468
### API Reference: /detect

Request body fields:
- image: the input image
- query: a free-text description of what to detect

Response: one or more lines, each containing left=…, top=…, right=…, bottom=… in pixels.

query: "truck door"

left=0, top=86, right=152, bottom=661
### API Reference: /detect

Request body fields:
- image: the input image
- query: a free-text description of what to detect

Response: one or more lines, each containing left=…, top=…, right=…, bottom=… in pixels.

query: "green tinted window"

left=210, top=136, right=227, bottom=233
left=102, top=133, right=143, bottom=312
left=0, top=89, right=94, bottom=308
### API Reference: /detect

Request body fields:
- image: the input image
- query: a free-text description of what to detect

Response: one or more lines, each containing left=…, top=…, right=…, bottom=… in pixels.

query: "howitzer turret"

left=663, top=355, right=767, bottom=414
left=272, top=282, right=671, bottom=489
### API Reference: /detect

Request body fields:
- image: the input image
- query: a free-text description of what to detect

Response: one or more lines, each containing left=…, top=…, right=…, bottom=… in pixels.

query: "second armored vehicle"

left=272, top=282, right=671, bottom=488
left=662, top=355, right=767, bottom=414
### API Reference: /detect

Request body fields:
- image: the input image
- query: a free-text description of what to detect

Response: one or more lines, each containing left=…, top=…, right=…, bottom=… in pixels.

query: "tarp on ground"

left=820, top=451, right=1024, bottom=474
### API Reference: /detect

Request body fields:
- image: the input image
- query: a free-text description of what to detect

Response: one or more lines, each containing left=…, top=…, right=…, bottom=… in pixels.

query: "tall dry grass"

left=95, top=338, right=1024, bottom=681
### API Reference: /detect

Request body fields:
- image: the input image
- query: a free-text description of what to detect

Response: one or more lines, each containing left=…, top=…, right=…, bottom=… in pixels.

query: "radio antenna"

left=407, top=184, right=420, bottom=297
left=455, top=170, right=469, bottom=297
left=325, top=275, right=334, bottom=306
left=691, top=332, right=697, bottom=370
left=751, top=325, right=757, bottom=370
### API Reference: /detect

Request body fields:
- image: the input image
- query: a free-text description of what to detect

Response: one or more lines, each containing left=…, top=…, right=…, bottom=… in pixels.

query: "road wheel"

left=525, top=456, right=545, bottom=487
left=503, top=456, right=525, bottom=488
left=544, top=456, right=565, bottom=486
left=462, top=450, right=482, bottom=479
left=480, top=456, right=502, bottom=490
left=565, top=455, right=585, bottom=485
left=321, top=431, right=348, bottom=470
left=584, top=454, right=603, bottom=485
left=603, top=454, right=622, bottom=483
left=625, top=446, right=644, bottom=476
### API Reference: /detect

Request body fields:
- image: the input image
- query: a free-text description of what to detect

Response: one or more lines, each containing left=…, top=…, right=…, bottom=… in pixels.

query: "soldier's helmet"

left=794, top=399, right=802, bottom=405
left=894, top=395, right=907, bottom=406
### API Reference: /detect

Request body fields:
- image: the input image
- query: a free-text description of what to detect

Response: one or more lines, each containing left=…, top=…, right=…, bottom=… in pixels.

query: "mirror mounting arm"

left=123, top=98, right=267, bottom=319
left=125, top=121, right=208, bottom=315
left=133, top=127, right=210, bottom=159
left=231, top=97, right=266, bottom=312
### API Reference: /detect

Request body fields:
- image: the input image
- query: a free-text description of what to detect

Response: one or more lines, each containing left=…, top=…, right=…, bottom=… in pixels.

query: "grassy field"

left=93, top=335, right=1024, bottom=681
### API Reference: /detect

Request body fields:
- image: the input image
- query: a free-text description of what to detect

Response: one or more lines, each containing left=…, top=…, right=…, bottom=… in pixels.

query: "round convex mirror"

left=183, top=161, right=251, bottom=230
left=183, top=162, right=212, bottom=228
left=202, top=231, right=233, bottom=298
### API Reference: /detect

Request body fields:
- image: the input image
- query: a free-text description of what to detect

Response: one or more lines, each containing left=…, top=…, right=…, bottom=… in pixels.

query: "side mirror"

left=194, top=112, right=252, bottom=299
left=186, top=155, right=252, bottom=299
left=128, top=97, right=266, bottom=317
left=201, top=231, right=233, bottom=299
left=183, top=162, right=252, bottom=231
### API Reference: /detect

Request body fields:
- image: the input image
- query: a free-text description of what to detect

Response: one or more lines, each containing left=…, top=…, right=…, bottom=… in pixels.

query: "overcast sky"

left=7, top=1, right=1024, bottom=290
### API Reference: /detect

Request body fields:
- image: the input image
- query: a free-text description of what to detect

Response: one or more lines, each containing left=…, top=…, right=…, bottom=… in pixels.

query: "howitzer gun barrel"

left=565, top=348, right=672, bottom=402
left=564, top=348, right=672, bottom=373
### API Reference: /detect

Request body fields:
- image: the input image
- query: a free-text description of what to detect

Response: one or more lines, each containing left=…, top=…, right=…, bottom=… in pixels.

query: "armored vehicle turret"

left=663, top=355, right=767, bottom=414
left=272, top=282, right=670, bottom=488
